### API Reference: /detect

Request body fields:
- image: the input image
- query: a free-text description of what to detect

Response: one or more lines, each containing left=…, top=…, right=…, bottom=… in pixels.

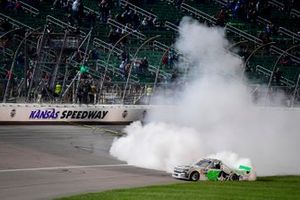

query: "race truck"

left=172, top=158, right=255, bottom=181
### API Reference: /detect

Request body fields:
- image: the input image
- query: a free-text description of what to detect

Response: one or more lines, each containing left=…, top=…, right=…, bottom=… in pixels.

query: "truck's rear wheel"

left=232, top=174, right=239, bottom=181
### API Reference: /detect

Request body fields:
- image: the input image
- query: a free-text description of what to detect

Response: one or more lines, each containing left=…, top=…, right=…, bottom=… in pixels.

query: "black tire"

left=190, top=171, right=200, bottom=181
left=219, top=171, right=229, bottom=180
left=232, top=174, right=239, bottom=181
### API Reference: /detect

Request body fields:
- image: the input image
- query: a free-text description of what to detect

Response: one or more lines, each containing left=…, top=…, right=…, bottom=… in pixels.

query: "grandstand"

left=0, top=0, right=299, bottom=105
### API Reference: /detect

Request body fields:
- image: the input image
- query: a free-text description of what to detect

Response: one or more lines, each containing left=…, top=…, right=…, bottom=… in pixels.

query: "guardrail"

left=181, top=3, right=216, bottom=24
left=164, top=21, right=178, bottom=32
left=120, top=0, right=157, bottom=19
left=107, top=18, right=146, bottom=40
left=153, top=40, right=170, bottom=52
left=166, top=0, right=300, bottom=70
left=153, top=40, right=178, bottom=54
left=149, top=64, right=172, bottom=79
left=270, top=45, right=300, bottom=64
left=14, top=34, right=57, bottom=61
left=162, top=0, right=176, bottom=4
left=64, top=0, right=101, bottom=17
left=225, top=24, right=263, bottom=44
left=212, top=0, right=299, bottom=46
left=256, top=65, right=295, bottom=87
left=83, top=5, right=100, bottom=16
left=96, top=59, right=140, bottom=83
left=213, top=0, right=226, bottom=6
left=0, top=47, right=14, bottom=58
left=15, top=34, right=37, bottom=48
left=290, top=9, right=300, bottom=18
left=180, top=3, right=263, bottom=44
left=278, top=27, right=300, bottom=43
left=12, top=0, right=39, bottom=16
left=0, top=13, right=33, bottom=30
left=269, top=0, right=284, bottom=10
left=93, top=38, right=171, bottom=79
left=93, top=38, right=123, bottom=55
left=257, top=16, right=272, bottom=26
left=46, top=15, right=86, bottom=37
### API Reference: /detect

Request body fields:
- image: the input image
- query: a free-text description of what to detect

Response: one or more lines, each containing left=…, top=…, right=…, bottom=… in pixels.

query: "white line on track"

left=0, top=164, right=131, bottom=173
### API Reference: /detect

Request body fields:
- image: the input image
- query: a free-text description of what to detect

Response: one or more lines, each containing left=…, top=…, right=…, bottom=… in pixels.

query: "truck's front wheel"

left=190, top=172, right=200, bottom=181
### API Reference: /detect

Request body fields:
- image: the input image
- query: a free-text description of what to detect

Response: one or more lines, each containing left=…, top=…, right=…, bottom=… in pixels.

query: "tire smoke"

left=110, top=17, right=300, bottom=176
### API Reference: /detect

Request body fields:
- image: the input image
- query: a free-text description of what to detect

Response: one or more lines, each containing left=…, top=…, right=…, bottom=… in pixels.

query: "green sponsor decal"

left=206, top=169, right=221, bottom=181
left=239, top=165, right=252, bottom=171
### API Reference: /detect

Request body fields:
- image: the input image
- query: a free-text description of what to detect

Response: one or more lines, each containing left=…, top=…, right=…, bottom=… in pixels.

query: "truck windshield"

left=195, top=160, right=211, bottom=167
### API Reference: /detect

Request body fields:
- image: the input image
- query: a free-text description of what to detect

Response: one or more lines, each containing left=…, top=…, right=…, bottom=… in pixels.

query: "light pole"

left=26, top=25, right=48, bottom=102
left=61, top=29, right=93, bottom=102
left=153, top=47, right=170, bottom=94
left=228, top=40, right=248, bottom=50
left=291, top=73, right=300, bottom=107
left=98, top=31, right=133, bottom=102
left=0, top=28, right=22, bottom=40
left=267, top=44, right=300, bottom=89
left=243, top=41, right=276, bottom=75
left=122, top=35, right=160, bottom=104
left=2, top=27, right=41, bottom=103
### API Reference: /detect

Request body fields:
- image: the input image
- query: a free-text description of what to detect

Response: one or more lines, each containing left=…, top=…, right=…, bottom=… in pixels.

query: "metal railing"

left=290, top=9, right=300, bottom=18
left=153, top=40, right=170, bottom=52
left=107, top=18, right=146, bottom=40
left=164, top=21, right=178, bottom=32
left=225, top=24, right=263, bottom=44
left=180, top=3, right=263, bottom=44
left=83, top=5, right=100, bottom=16
left=212, top=0, right=299, bottom=48
left=278, top=27, right=300, bottom=43
left=270, top=46, right=300, bottom=64
left=163, top=0, right=176, bottom=4
left=213, top=0, right=226, bottom=6
left=120, top=0, right=157, bottom=19
left=93, top=38, right=171, bottom=80
left=256, top=65, right=295, bottom=87
left=0, top=47, right=14, bottom=58
left=93, top=38, right=123, bottom=55
left=0, top=13, right=33, bottom=30
left=148, top=64, right=172, bottom=80
left=257, top=16, right=272, bottom=26
left=269, top=0, right=284, bottom=10
left=46, top=15, right=86, bottom=37
left=181, top=3, right=216, bottom=24
left=12, top=0, right=40, bottom=16
left=96, top=59, right=140, bottom=83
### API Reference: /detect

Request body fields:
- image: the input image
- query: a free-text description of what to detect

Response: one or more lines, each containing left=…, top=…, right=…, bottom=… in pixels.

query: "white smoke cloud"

left=110, top=17, right=300, bottom=176
left=110, top=121, right=204, bottom=172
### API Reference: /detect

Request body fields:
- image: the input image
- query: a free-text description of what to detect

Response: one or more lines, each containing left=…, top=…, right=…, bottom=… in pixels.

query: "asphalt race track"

left=0, top=125, right=177, bottom=200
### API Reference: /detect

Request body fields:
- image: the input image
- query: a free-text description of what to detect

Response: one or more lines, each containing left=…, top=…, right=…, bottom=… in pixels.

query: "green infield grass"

left=56, top=176, right=300, bottom=200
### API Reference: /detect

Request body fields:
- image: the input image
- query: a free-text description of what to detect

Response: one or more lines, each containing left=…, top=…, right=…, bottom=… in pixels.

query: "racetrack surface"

left=0, top=126, right=177, bottom=200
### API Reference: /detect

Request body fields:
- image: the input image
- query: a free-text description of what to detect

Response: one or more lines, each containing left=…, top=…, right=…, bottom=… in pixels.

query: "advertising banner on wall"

left=0, top=104, right=148, bottom=124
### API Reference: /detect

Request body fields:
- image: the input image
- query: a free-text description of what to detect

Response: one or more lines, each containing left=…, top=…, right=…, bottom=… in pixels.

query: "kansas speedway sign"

left=29, top=109, right=109, bottom=120
left=0, top=103, right=148, bottom=124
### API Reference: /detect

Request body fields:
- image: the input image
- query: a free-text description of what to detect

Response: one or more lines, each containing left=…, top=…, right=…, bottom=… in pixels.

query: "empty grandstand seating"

left=0, top=0, right=299, bottom=104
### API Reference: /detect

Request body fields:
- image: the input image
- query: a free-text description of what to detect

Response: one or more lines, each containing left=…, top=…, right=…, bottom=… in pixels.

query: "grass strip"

left=56, top=176, right=300, bottom=200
